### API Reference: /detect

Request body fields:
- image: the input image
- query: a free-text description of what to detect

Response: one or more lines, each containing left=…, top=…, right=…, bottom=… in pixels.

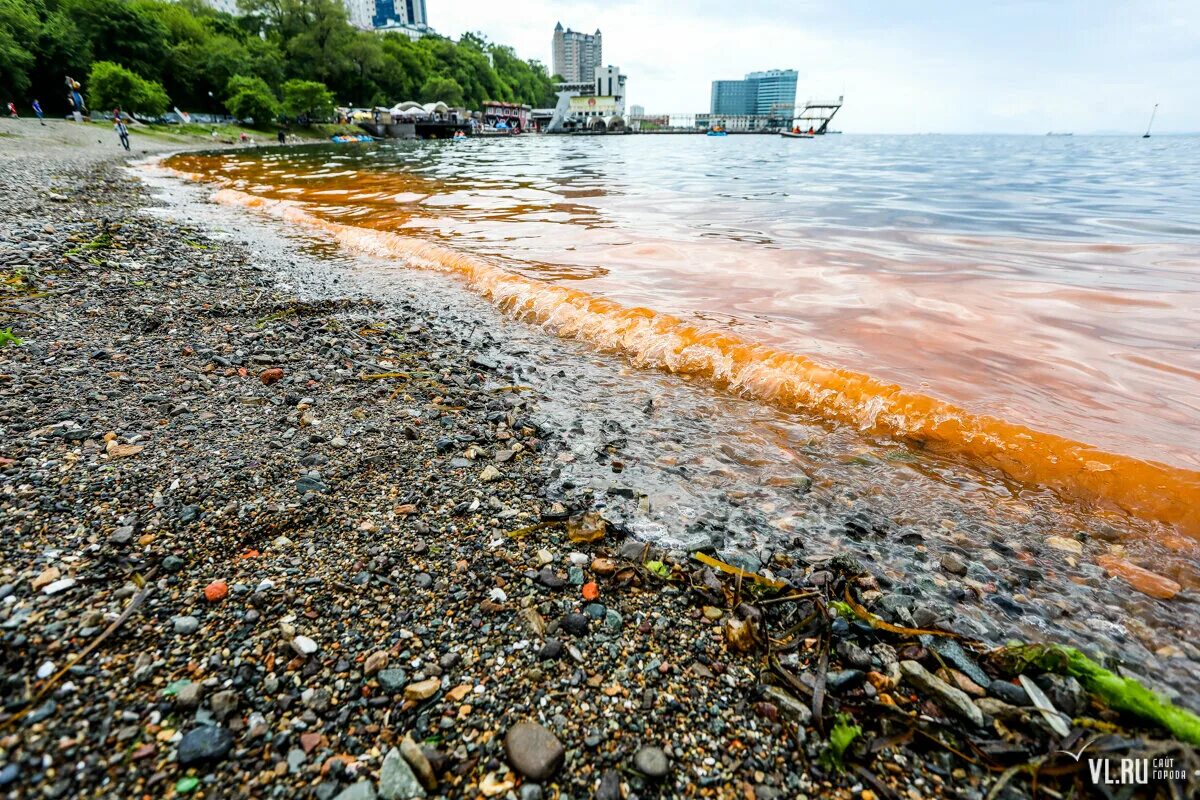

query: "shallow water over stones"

left=143, top=164, right=1200, bottom=709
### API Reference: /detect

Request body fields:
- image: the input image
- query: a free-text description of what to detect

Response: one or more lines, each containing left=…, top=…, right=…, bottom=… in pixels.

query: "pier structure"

left=791, top=97, right=843, bottom=134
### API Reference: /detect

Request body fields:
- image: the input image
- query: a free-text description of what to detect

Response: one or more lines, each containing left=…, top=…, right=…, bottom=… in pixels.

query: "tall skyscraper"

left=746, top=70, right=798, bottom=115
left=344, top=0, right=374, bottom=28
left=710, top=80, right=756, bottom=115
left=372, top=0, right=427, bottom=31
left=711, top=69, right=798, bottom=116
left=552, top=23, right=602, bottom=83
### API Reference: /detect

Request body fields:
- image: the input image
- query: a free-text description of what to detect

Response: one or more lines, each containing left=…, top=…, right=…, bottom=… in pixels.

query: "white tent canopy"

left=374, top=100, right=455, bottom=121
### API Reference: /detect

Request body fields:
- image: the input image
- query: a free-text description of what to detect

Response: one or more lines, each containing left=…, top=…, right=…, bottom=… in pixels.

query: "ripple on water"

left=147, top=137, right=1200, bottom=707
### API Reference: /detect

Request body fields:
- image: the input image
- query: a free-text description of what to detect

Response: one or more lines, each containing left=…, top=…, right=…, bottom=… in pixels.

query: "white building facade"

left=344, top=0, right=374, bottom=28
left=593, top=65, right=627, bottom=115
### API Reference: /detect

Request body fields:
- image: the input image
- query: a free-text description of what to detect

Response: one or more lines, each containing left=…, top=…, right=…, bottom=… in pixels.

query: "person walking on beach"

left=6, top=102, right=17, bottom=118
left=65, top=76, right=86, bottom=122
left=32, top=99, right=44, bottom=124
left=114, top=118, right=130, bottom=151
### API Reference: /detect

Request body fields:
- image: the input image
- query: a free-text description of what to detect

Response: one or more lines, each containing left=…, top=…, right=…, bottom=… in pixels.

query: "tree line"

left=0, top=0, right=559, bottom=120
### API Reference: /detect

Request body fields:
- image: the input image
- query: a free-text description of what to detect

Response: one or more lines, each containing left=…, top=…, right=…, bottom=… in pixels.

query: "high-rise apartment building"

left=344, top=0, right=374, bottom=28
left=711, top=69, right=798, bottom=116
left=195, top=0, right=429, bottom=35
left=552, top=23, right=602, bottom=83
left=372, top=0, right=427, bottom=31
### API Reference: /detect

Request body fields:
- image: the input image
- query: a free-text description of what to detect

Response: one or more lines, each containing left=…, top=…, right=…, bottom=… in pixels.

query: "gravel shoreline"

left=2, top=135, right=1197, bottom=800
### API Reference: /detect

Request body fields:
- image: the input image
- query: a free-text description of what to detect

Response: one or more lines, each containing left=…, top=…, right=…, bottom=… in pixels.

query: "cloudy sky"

left=434, top=0, right=1199, bottom=134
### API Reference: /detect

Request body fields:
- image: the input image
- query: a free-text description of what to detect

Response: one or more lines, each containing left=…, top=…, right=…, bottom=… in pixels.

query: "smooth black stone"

left=177, top=725, right=233, bottom=766
left=560, top=614, right=589, bottom=636
left=989, top=680, right=1031, bottom=706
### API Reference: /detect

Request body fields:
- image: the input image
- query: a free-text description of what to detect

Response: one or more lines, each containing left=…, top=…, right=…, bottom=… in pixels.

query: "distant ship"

left=1046, top=132, right=1073, bottom=136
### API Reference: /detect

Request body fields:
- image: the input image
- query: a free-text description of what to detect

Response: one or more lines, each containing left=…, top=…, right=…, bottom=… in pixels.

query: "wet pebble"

left=177, top=725, right=233, bottom=766
left=504, top=721, right=564, bottom=781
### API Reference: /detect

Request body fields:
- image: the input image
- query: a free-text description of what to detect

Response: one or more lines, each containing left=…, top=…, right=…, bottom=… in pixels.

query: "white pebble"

left=291, top=635, right=318, bottom=656
left=42, top=578, right=76, bottom=595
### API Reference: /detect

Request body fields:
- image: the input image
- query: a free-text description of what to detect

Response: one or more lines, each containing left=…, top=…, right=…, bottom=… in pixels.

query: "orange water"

left=161, top=137, right=1200, bottom=540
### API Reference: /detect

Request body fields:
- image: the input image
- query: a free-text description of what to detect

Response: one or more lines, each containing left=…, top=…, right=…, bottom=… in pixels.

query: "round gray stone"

left=504, top=721, right=563, bottom=781
left=633, top=745, right=669, bottom=779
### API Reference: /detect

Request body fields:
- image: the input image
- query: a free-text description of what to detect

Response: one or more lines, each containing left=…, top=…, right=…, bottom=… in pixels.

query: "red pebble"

left=260, top=367, right=284, bottom=385
left=204, top=579, right=228, bottom=602
left=582, top=581, right=599, bottom=601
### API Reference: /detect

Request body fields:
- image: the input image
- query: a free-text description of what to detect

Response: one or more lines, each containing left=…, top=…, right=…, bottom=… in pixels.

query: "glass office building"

left=710, top=80, right=757, bottom=115
left=710, top=69, right=798, bottom=116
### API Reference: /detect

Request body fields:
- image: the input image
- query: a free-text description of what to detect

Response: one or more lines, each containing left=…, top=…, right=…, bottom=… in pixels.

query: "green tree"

left=0, top=0, right=39, bottom=97
left=281, top=0, right=353, bottom=87
left=201, top=34, right=251, bottom=94
left=378, top=33, right=432, bottom=100
left=237, top=0, right=285, bottom=36
left=418, top=75, right=462, bottom=107
left=341, top=32, right=383, bottom=107
left=6, top=0, right=554, bottom=115
left=281, top=78, right=333, bottom=119
left=245, top=35, right=284, bottom=90
left=29, top=9, right=88, bottom=114
left=225, top=73, right=277, bottom=123
left=87, top=60, right=169, bottom=115
left=491, top=45, right=555, bottom=107
left=67, top=0, right=170, bottom=81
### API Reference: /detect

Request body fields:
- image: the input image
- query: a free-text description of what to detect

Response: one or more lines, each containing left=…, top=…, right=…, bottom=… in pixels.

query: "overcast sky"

left=433, top=0, right=1199, bottom=134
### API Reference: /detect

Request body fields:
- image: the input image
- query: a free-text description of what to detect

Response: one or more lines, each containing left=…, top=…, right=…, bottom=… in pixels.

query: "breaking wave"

left=156, top=163, right=1200, bottom=540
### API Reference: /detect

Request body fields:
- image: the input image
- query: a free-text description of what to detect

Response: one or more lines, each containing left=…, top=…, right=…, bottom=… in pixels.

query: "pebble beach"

left=1, top=120, right=1197, bottom=799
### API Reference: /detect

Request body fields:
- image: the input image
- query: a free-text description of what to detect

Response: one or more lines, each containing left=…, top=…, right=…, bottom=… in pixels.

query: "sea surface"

left=160, top=134, right=1200, bottom=700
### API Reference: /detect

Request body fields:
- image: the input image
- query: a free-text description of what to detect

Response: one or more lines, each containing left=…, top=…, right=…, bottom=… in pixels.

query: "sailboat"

left=1143, top=104, right=1158, bottom=138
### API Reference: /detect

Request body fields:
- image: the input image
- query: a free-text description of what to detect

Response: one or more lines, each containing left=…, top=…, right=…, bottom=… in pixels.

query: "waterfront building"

left=593, top=65, right=627, bottom=114
left=546, top=65, right=628, bottom=132
left=747, top=70, right=798, bottom=115
left=630, top=104, right=644, bottom=117
left=710, top=80, right=756, bottom=115
left=710, top=69, right=797, bottom=116
left=482, top=102, right=531, bottom=130
left=552, top=23, right=602, bottom=83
